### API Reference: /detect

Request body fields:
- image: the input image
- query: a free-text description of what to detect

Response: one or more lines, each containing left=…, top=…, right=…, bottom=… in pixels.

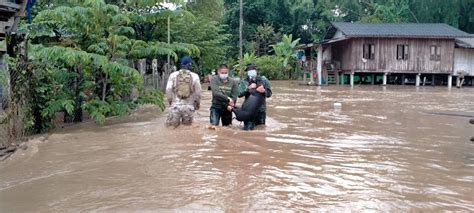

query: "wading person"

left=165, top=56, right=201, bottom=128
left=207, top=69, right=216, bottom=91
left=210, top=64, right=238, bottom=126
left=238, top=63, right=272, bottom=130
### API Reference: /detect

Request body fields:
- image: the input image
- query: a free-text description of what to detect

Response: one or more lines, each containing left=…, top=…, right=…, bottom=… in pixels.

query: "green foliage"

left=358, top=0, right=411, bottom=23
left=253, top=24, right=281, bottom=56
left=232, top=52, right=257, bottom=77
left=135, top=88, right=166, bottom=111
left=223, top=0, right=474, bottom=59
left=270, top=34, right=300, bottom=79
left=82, top=98, right=110, bottom=125
left=186, top=0, right=225, bottom=21
left=167, top=15, right=230, bottom=74
left=255, top=55, right=286, bottom=80
left=8, top=0, right=177, bottom=131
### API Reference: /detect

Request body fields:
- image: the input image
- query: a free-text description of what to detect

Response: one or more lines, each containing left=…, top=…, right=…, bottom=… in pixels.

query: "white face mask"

left=247, top=70, right=257, bottom=78
left=219, top=73, right=228, bottom=80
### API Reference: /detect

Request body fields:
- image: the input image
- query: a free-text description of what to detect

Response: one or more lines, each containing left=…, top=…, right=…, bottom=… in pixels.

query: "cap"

left=245, top=63, right=257, bottom=71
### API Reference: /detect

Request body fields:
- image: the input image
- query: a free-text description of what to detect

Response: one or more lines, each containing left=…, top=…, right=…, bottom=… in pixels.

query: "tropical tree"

left=253, top=23, right=281, bottom=56
left=4, top=0, right=205, bottom=134
left=168, top=16, right=229, bottom=74
left=270, top=34, right=300, bottom=79
left=232, top=52, right=257, bottom=78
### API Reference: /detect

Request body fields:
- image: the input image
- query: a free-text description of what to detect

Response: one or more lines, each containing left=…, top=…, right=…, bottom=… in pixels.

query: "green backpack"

left=174, top=70, right=193, bottom=99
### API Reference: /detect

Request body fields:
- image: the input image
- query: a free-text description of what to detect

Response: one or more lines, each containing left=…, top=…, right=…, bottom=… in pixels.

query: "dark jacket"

left=238, top=76, right=272, bottom=110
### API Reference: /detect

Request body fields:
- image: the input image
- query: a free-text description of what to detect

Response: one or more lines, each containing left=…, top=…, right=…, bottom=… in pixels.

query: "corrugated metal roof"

left=329, top=22, right=473, bottom=39
left=455, top=37, right=474, bottom=48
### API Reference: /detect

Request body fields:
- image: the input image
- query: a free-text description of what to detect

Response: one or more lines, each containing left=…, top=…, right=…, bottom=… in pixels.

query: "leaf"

left=62, top=100, right=75, bottom=114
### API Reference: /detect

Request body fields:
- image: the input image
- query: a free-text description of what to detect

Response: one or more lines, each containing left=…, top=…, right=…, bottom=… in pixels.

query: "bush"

left=255, top=55, right=287, bottom=80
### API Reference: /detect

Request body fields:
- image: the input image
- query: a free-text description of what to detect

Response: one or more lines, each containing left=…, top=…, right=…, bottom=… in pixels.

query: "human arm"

left=230, top=79, right=239, bottom=104
left=238, top=79, right=250, bottom=98
left=165, top=72, right=176, bottom=105
left=193, top=73, right=202, bottom=110
left=257, top=76, right=272, bottom=98
left=264, top=78, right=272, bottom=98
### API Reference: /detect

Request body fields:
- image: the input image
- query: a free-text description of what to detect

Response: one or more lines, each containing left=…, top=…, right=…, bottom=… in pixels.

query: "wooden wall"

left=454, top=48, right=474, bottom=76
left=331, top=38, right=456, bottom=74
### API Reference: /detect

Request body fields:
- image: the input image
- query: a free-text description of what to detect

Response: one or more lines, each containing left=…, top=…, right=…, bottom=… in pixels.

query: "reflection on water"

left=1, top=81, right=473, bottom=211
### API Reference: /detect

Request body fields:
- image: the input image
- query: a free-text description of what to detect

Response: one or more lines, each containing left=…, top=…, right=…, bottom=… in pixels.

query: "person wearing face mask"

left=210, top=64, right=239, bottom=126
left=238, top=63, right=272, bottom=130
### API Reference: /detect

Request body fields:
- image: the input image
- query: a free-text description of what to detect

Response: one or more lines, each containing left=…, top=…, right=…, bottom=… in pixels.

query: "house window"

left=430, top=45, right=441, bottom=61
left=363, top=43, right=375, bottom=60
left=396, top=44, right=409, bottom=60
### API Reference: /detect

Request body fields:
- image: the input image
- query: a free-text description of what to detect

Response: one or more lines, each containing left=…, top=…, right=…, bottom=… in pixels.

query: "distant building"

left=454, top=37, right=474, bottom=86
left=299, top=22, right=474, bottom=86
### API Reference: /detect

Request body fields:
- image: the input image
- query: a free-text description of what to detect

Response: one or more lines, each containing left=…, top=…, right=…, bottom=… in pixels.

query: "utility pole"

left=239, top=0, right=243, bottom=78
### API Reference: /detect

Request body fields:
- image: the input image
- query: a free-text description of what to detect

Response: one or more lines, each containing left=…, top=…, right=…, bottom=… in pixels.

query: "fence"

left=0, top=54, right=173, bottom=155
left=0, top=54, right=7, bottom=150
left=0, top=52, right=34, bottom=155
left=131, top=58, right=174, bottom=91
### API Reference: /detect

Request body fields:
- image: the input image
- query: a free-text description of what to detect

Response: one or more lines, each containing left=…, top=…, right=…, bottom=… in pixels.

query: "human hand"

left=228, top=97, right=235, bottom=107
left=256, top=85, right=265, bottom=93
left=194, top=102, right=200, bottom=110
left=248, top=83, right=257, bottom=89
left=227, top=105, right=233, bottom=112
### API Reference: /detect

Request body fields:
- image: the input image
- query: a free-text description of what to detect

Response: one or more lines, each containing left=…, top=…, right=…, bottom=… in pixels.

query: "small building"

left=454, top=37, right=474, bottom=86
left=301, top=22, right=474, bottom=86
left=0, top=0, right=26, bottom=39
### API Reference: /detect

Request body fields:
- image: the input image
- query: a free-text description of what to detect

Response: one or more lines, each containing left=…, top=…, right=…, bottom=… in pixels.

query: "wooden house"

left=300, top=22, right=474, bottom=87
left=454, top=37, right=474, bottom=86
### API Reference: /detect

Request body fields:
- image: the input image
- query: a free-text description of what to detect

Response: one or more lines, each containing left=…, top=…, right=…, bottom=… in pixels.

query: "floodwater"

left=1, top=81, right=473, bottom=212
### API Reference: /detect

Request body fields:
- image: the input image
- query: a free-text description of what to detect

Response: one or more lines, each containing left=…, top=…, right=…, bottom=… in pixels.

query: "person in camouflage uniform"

left=210, top=64, right=239, bottom=126
left=238, top=63, right=272, bottom=130
left=165, top=56, right=202, bottom=128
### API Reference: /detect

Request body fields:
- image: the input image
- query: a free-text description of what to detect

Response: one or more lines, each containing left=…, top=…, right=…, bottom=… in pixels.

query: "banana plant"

left=270, top=34, right=300, bottom=79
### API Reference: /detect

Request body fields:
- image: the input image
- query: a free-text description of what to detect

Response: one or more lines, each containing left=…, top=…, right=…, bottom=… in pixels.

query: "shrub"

left=256, top=55, right=287, bottom=80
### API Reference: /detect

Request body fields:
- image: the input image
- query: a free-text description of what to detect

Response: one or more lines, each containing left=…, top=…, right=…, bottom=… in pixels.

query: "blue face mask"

left=247, top=70, right=257, bottom=78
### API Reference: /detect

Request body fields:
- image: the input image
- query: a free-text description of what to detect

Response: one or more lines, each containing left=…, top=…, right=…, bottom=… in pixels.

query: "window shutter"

left=363, top=44, right=368, bottom=59
left=436, top=46, right=441, bottom=61
left=404, top=45, right=409, bottom=60
left=430, top=46, right=435, bottom=60
left=396, top=45, right=401, bottom=60
left=370, top=44, right=375, bottom=59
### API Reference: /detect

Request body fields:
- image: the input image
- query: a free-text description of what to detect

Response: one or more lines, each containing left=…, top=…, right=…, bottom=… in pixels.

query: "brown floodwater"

left=1, top=81, right=473, bottom=212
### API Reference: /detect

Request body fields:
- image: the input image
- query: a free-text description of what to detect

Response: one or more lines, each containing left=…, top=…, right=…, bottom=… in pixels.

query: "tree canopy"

left=223, top=0, right=474, bottom=58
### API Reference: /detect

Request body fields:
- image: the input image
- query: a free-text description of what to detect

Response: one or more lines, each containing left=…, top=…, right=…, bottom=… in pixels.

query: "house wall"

left=332, top=38, right=455, bottom=74
left=331, top=40, right=352, bottom=71
left=454, top=48, right=474, bottom=76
